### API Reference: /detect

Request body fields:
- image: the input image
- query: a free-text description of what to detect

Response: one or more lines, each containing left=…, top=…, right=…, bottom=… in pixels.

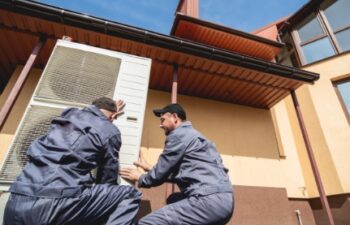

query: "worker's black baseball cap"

left=153, top=103, right=186, bottom=120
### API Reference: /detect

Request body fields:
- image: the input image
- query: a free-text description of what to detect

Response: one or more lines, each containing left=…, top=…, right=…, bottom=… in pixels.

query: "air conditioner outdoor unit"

left=0, top=40, right=152, bottom=186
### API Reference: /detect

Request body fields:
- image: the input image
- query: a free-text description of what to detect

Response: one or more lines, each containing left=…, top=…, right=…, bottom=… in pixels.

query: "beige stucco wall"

left=293, top=52, right=350, bottom=195
left=0, top=66, right=42, bottom=163
left=141, top=90, right=308, bottom=198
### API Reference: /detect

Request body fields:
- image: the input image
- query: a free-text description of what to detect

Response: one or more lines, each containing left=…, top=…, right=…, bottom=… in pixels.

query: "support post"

left=291, top=90, right=335, bottom=225
left=0, top=36, right=47, bottom=131
left=177, top=0, right=199, bottom=18
left=171, top=64, right=178, bottom=104
left=165, top=64, right=179, bottom=199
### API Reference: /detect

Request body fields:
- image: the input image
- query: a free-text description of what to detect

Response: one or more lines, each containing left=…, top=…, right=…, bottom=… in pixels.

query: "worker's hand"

left=120, top=167, right=142, bottom=182
left=115, top=100, right=126, bottom=117
left=134, top=152, right=152, bottom=172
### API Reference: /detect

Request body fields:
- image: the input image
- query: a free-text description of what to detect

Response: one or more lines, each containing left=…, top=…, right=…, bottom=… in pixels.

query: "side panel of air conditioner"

left=114, top=57, right=151, bottom=169
left=0, top=40, right=151, bottom=186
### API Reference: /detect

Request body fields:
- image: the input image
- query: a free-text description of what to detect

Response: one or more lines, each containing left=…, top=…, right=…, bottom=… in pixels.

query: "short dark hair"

left=153, top=103, right=186, bottom=120
left=92, top=97, right=117, bottom=112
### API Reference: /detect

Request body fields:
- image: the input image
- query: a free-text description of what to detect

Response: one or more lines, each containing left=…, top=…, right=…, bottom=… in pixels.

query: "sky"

left=36, top=0, right=308, bottom=34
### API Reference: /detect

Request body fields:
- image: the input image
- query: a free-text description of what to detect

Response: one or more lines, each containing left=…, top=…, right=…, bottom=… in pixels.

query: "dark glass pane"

left=337, top=80, right=350, bottom=114
left=298, top=16, right=324, bottom=42
left=302, top=37, right=335, bottom=63
left=335, top=28, right=350, bottom=52
left=324, top=0, right=350, bottom=31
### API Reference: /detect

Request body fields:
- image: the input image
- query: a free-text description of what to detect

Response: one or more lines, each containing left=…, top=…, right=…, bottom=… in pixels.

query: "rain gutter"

left=0, top=0, right=319, bottom=84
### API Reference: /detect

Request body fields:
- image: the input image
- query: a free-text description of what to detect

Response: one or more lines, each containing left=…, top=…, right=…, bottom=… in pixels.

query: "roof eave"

left=171, top=13, right=285, bottom=48
left=0, top=0, right=319, bottom=84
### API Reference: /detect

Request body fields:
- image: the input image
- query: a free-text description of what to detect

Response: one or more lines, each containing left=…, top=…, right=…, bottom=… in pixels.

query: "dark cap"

left=153, top=103, right=186, bottom=120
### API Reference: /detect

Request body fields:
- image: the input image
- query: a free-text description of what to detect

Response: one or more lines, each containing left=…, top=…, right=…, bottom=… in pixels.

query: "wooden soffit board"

left=0, top=9, right=313, bottom=109
left=171, top=14, right=284, bottom=61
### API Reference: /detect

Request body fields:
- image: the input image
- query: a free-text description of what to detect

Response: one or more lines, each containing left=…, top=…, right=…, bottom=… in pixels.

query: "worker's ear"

left=173, top=113, right=180, bottom=123
left=110, top=112, right=119, bottom=121
left=107, top=111, right=118, bottom=122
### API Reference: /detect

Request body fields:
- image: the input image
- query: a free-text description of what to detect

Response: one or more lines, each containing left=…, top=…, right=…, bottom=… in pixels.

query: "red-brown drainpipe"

left=0, top=36, right=47, bottom=131
left=291, top=90, right=335, bottom=225
left=165, top=64, right=179, bottom=199
left=171, top=64, right=178, bottom=104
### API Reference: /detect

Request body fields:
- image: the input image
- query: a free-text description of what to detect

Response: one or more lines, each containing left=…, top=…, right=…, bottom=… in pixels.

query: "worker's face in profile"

left=159, top=112, right=177, bottom=135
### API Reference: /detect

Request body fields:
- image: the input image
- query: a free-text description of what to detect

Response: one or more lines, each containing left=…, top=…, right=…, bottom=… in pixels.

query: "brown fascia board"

left=278, top=0, right=322, bottom=34
left=170, top=13, right=285, bottom=48
left=0, top=0, right=319, bottom=84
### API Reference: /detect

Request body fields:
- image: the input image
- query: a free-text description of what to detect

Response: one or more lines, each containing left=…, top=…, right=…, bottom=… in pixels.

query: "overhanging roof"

left=171, top=13, right=284, bottom=61
left=0, top=0, right=319, bottom=109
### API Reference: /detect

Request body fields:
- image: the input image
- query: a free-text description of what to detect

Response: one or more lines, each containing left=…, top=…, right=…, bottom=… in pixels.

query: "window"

left=335, top=29, right=350, bottom=52
left=295, top=14, right=336, bottom=64
left=334, top=78, right=350, bottom=121
left=298, top=15, right=325, bottom=42
left=301, top=36, right=335, bottom=63
left=324, top=0, right=350, bottom=52
left=292, top=0, right=350, bottom=65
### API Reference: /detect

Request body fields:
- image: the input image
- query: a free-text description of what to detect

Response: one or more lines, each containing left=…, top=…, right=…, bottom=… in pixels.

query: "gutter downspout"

left=295, top=209, right=303, bottom=225
left=291, top=90, right=335, bottom=225
left=0, top=36, right=47, bottom=131
left=171, top=64, right=178, bottom=104
left=165, top=64, right=179, bottom=199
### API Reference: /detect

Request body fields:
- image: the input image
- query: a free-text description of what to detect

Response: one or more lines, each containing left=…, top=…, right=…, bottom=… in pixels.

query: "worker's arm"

left=134, top=152, right=176, bottom=182
left=95, top=134, right=121, bottom=184
left=138, top=134, right=185, bottom=188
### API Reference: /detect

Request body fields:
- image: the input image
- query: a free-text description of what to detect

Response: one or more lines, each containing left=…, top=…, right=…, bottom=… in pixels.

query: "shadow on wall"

left=141, top=90, right=281, bottom=160
left=136, top=200, right=152, bottom=221
left=136, top=185, right=167, bottom=221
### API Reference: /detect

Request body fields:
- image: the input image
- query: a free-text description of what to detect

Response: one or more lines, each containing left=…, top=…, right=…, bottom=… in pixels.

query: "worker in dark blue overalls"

left=4, top=97, right=142, bottom=225
left=120, top=103, right=234, bottom=225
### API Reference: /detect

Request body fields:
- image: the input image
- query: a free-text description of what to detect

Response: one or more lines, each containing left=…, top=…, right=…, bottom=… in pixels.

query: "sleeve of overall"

left=61, top=107, right=76, bottom=117
left=138, top=134, right=185, bottom=188
left=95, top=134, right=121, bottom=184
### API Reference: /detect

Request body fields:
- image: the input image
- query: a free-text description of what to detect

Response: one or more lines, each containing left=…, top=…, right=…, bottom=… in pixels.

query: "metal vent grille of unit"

left=0, top=106, right=63, bottom=181
left=35, top=46, right=120, bottom=105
